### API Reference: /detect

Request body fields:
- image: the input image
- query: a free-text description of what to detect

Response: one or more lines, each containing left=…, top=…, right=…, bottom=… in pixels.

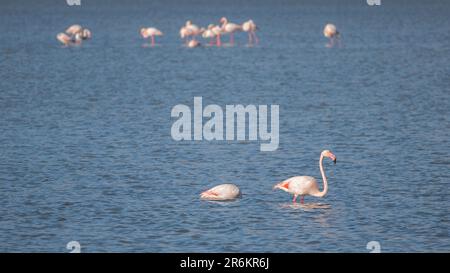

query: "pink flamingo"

left=179, top=26, right=192, bottom=45
left=202, top=24, right=216, bottom=46
left=220, top=17, right=242, bottom=45
left=56, top=33, right=72, bottom=46
left=140, top=27, right=163, bottom=46
left=323, top=23, right=340, bottom=48
left=200, top=184, right=241, bottom=201
left=211, top=24, right=223, bottom=46
left=81, top=28, right=92, bottom=40
left=273, top=150, right=337, bottom=204
left=180, top=21, right=204, bottom=45
left=242, top=19, right=259, bottom=45
left=187, top=39, right=201, bottom=48
left=65, top=24, right=82, bottom=36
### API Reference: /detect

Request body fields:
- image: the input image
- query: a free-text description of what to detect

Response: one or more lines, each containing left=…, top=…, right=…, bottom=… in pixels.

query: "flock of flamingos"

left=56, top=19, right=340, bottom=204
left=57, top=18, right=341, bottom=48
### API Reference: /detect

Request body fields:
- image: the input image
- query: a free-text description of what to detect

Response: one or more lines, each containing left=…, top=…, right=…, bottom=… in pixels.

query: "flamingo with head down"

left=200, top=184, right=241, bottom=201
left=242, top=19, right=259, bottom=45
left=323, top=23, right=340, bottom=48
left=273, top=150, right=337, bottom=204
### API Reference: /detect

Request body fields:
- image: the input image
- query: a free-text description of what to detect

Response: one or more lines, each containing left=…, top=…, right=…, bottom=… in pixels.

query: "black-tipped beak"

left=333, top=158, right=337, bottom=164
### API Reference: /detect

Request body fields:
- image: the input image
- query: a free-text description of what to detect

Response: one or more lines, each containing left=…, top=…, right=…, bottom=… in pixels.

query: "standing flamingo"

left=200, top=184, right=241, bottom=201
left=140, top=27, right=163, bottom=46
left=242, top=19, right=259, bottom=45
left=179, top=26, right=192, bottom=45
left=202, top=24, right=217, bottom=46
left=273, top=150, right=337, bottom=204
left=220, top=17, right=242, bottom=45
left=185, top=21, right=204, bottom=39
left=211, top=24, right=224, bottom=47
left=323, top=23, right=340, bottom=48
left=180, top=21, right=204, bottom=46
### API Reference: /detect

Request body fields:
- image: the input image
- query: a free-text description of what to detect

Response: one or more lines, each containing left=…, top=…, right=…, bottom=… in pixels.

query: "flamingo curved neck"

left=313, top=154, right=328, bottom=197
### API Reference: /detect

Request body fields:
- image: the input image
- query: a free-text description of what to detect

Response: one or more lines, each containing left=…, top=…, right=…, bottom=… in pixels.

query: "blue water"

left=0, top=0, right=449, bottom=252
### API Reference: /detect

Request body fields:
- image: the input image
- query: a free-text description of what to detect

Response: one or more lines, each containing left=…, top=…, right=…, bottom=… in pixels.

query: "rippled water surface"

left=0, top=0, right=449, bottom=252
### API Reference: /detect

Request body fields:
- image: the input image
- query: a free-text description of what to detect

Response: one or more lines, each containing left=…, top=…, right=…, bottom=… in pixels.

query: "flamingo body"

left=200, top=184, right=241, bottom=201
left=65, top=24, right=83, bottom=36
left=187, top=39, right=201, bottom=48
left=323, top=23, right=340, bottom=47
left=56, top=33, right=72, bottom=46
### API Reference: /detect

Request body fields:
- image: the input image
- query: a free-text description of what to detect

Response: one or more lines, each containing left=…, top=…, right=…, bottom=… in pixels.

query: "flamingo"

left=179, top=26, right=192, bottom=44
left=140, top=27, right=163, bottom=46
left=200, top=184, right=241, bottom=201
left=65, top=24, right=83, bottom=36
left=273, top=150, right=337, bottom=204
left=72, top=32, right=83, bottom=45
left=187, top=39, right=201, bottom=48
left=323, top=23, right=340, bottom=48
left=242, top=19, right=259, bottom=45
left=211, top=24, right=224, bottom=47
left=56, top=33, right=72, bottom=46
left=185, top=21, right=204, bottom=39
left=202, top=24, right=217, bottom=46
left=220, top=17, right=242, bottom=45
left=81, top=28, right=92, bottom=40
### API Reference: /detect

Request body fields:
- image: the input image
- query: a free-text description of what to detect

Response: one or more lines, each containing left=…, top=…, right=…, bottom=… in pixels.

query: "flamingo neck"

left=314, top=154, right=328, bottom=197
left=221, top=19, right=228, bottom=28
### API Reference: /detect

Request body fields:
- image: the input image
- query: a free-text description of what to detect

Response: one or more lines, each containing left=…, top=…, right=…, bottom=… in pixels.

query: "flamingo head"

left=82, top=29, right=91, bottom=39
left=140, top=28, right=148, bottom=38
left=186, top=20, right=192, bottom=26
left=322, top=150, right=337, bottom=164
left=273, top=181, right=290, bottom=192
left=220, top=17, right=227, bottom=24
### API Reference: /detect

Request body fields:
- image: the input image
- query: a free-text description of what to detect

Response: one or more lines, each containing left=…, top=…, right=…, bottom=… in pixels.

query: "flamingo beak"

left=333, top=158, right=337, bottom=164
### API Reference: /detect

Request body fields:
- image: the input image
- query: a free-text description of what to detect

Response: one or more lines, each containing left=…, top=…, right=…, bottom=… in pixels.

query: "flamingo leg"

left=230, top=32, right=234, bottom=45
left=253, top=32, right=259, bottom=44
left=300, top=196, right=304, bottom=204
left=216, top=34, right=221, bottom=47
left=293, top=195, right=297, bottom=203
left=248, top=32, right=252, bottom=45
left=151, top=36, right=155, bottom=47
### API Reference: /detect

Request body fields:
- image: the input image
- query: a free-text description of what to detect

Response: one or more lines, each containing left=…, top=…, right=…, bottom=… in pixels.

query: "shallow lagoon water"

left=0, top=0, right=449, bottom=252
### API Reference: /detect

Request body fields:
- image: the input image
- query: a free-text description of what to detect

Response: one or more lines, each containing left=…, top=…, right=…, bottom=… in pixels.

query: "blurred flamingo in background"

left=202, top=24, right=217, bottom=46
left=141, top=27, right=163, bottom=46
left=242, top=19, right=259, bottom=45
left=211, top=24, right=224, bottom=46
left=65, top=24, right=82, bottom=36
left=187, top=39, right=201, bottom=48
left=56, top=33, right=72, bottom=46
left=273, top=150, right=337, bottom=204
left=180, top=20, right=204, bottom=46
left=220, top=17, right=242, bottom=45
left=81, top=28, right=92, bottom=40
left=323, top=23, right=340, bottom=48
left=200, top=184, right=241, bottom=201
